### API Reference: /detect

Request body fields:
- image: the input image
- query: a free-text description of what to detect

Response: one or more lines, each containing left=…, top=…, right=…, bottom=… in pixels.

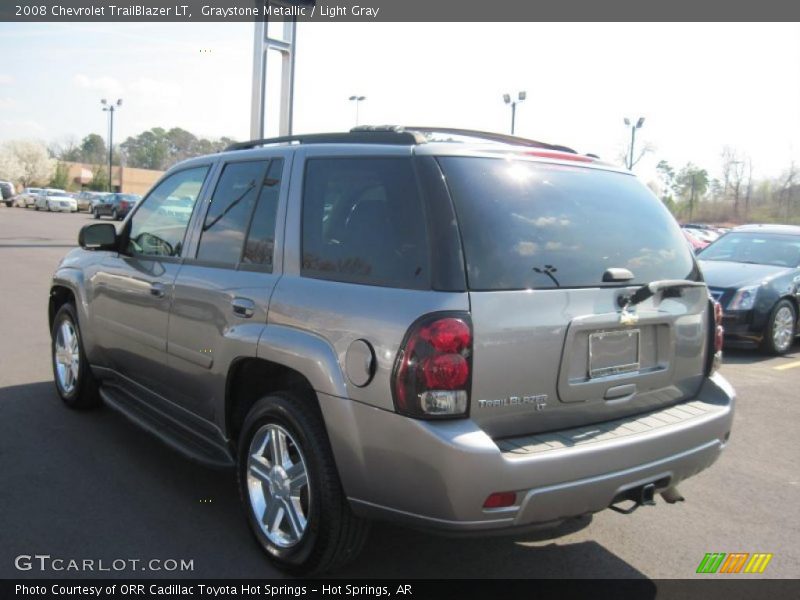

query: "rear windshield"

left=439, top=157, right=696, bottom=290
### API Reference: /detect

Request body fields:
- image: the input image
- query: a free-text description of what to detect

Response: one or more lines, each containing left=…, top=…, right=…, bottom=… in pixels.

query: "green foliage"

left=120, top=127, right=235, bottom=170
left=87, top=164, right=109, bottom=191
left=49, top=162, right=70, bottom=190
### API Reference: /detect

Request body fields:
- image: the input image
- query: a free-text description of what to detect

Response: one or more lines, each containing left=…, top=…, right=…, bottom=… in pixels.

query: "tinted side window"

left=197, top=160, right=269, bottom=265
left=128, top=166, right=209, bottom=258
left=242, top=159, right=283, bottom=269
left=301, top=158, right=429, bottom=289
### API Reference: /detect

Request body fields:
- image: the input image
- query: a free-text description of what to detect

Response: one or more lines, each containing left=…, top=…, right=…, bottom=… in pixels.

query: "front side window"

left=301, top=157, right=429, bottom=289
left=127, top=166, right=209, bottom=258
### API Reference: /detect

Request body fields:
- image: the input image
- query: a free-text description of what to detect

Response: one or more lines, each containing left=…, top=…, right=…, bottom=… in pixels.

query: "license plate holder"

left=589, top=329, right=641, bottom=378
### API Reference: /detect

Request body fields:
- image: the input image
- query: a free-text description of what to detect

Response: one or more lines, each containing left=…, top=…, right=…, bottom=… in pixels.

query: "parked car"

left=92, top=193, right=141, bottom=220
left=49, top=127, right=734, bottom=574
left=76, top=191, right=105, bottom=212
left=15, top=187, right=42, bottom=208
left=683, top=228, right=709, bottom=252
left=698, top=223, right=800, bottom=354
left=35, top=188, right=77, bottom=212
left=0, top=180, right=15, bottom=206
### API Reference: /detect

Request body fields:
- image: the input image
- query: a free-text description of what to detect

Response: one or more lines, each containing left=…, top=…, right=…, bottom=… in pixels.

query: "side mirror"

left=79, top=223, right=117, bottom=250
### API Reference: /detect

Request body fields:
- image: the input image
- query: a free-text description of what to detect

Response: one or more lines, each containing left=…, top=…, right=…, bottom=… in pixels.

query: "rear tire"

left=51, top=303, right=101, bottom=409
left=761, top=299, right=797, bottom=355
left=93, top=208, right=100, bottom=219
left=237, top=392, right=369, bottom=575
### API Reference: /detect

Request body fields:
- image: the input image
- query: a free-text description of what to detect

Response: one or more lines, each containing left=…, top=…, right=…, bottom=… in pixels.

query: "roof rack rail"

left=225, top=129, right=426, bottom=151
left=401, top=126, right=577, bottom=154
left=224, top=126, right=576, bottom=154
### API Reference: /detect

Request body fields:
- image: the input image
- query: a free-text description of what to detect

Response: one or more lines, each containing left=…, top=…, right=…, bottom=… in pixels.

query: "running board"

left=99, top=385, right=235, bottom=469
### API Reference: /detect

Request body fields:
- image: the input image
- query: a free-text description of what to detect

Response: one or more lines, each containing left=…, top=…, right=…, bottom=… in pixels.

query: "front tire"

left=93, top=208, right=100, bottom=219
left=237, top=392, right=369, bottom=575
left=51, top=303, right=100, bottom=409
left=111, top=208, right=119, bottom=220
left=761, top=299, right=797, bottom=355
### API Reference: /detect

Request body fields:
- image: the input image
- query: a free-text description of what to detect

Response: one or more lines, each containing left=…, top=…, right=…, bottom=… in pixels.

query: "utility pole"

left=101, top=98, right=122, bottom=192
left=349, top=95, right=366, bottom=126
left=624, top=116, right=645, bottom=169
left=503, top=91, right=526, bottom=135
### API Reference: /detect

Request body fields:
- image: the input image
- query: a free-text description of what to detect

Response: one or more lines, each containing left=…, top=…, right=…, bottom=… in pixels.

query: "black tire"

left=237, top=392, right=369, bottom=575
left=111, top=208, right=119, bottom=220
left=51, top=303, right=101, bottom=409
left=761, top=299, right=797, bottom=356
left=93, top=208, right=100, bottom=219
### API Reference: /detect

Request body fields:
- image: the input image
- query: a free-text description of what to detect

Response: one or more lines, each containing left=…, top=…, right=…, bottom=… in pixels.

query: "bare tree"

left=720, top=146, right=747, bottom=216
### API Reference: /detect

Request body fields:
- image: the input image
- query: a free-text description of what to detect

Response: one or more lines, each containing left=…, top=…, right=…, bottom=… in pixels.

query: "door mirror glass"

left=79, top=223, right=117, bottom=249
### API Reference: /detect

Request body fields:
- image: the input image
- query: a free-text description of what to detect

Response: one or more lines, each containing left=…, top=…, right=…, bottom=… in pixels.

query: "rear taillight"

left=120, top=201, right=129, bottom=211
left=392, top=313, right=472, bottom=419
left=706, top=299, right=724, bottom=374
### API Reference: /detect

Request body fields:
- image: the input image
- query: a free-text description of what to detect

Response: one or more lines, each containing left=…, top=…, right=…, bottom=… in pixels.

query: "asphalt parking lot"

left=0, top=206, right=798, bottom=580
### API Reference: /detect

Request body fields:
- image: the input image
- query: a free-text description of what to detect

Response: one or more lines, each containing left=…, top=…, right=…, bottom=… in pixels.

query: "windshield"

left=439, top=157, right=697, bottom=290
left=46, top=190, right=67, bottom=196
left=699, top=232, right=800, bottom=268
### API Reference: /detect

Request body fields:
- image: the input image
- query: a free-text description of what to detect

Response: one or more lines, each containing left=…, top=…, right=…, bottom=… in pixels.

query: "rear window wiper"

left=619, top=279, right=706, bottom=308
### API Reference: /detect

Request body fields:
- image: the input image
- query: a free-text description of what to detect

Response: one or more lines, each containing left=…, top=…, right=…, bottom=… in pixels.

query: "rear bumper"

left=321, top=373, right=735, bottom=533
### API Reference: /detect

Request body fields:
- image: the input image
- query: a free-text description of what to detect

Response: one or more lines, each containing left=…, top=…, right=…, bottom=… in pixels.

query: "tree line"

left=3, top=129, right=799, bottom=225
left=51, top=127, right=237, bottom=171
left=649, top=146, right=799, bottom=225
left=0, top=128, right=237, bottom=192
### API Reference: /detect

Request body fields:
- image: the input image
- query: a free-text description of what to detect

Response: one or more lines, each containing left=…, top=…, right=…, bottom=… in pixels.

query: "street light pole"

left=348, top=95, right=366, bottom=126
left=503, top=91, right=526, bottom=135
left=101, top=98, right=123, bottom=192
left=624, top=116, right=645, bottom=169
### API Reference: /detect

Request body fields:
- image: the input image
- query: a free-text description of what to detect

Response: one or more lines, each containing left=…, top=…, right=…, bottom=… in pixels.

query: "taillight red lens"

left=714, top=300, right=724, bottom=353
left=392, top=313, right=472, bottom=419
left=483, top=492, right=517, bottom=509
left=420, top=318, right=471, bottom=353
left=422, top=354, right=469, bottom=389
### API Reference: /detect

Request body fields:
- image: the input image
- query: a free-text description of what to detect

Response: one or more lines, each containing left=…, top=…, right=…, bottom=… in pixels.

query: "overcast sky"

left=1, top=22, right=799, bottom=183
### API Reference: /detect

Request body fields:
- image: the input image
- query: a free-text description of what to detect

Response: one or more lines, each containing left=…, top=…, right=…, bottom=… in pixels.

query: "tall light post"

left=624, top=116, right=645, bottom=170
left=503, top=91, right=526, bottom=135
left=101, top=98, right=122, bottom=192
left=349, top=95, right=366, bottom=126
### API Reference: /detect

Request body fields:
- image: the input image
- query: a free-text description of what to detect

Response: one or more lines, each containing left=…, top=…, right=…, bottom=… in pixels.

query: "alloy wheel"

left=54, top=320, right=80, bottom=395
left=772, top=306, right=795, bottom=353
left=246, top=423, right=310, bottom=548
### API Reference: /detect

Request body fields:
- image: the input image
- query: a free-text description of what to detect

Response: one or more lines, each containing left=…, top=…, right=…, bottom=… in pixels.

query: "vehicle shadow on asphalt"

left=722, top=343, right=799, bottom=365
left=0, top=381, right=650, bottom=581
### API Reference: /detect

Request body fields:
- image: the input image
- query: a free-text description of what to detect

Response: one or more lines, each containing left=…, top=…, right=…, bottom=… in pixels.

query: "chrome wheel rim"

left=773, top=306, right=795, bottom=352
left=247, top=423, right=310, bottom=548
left=54, top=320, right=80, bottom=394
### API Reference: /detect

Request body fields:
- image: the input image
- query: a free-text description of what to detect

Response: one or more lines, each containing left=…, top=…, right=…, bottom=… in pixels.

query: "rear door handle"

left=150, top=282, right=166, bottom=297
left=231, top=297, right=255, bottom=318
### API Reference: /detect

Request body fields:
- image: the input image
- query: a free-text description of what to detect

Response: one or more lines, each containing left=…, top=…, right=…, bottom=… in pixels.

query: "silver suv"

left=48, top=127, right=735, bottom=574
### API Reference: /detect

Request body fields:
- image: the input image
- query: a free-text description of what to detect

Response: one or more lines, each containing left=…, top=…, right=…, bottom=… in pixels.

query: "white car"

left=35, top=189, right=78, bottom=213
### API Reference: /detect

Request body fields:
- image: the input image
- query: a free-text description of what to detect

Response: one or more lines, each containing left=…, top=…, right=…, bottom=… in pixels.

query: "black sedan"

left=92, top=193, right=141, bottom=221
left=698, top=224, right=800, bottom=355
